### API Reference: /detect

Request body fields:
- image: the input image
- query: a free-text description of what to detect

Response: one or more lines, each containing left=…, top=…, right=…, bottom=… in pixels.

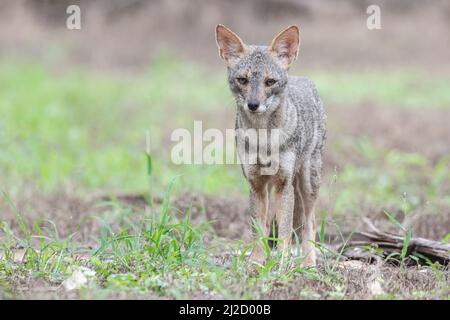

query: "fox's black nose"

left=247, top=101, right=260, bottom=111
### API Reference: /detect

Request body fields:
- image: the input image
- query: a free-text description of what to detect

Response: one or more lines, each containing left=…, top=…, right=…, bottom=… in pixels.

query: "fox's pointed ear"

left=215, top=24, right=247, bottom=66
left=269, top=25, right=300, bottom=69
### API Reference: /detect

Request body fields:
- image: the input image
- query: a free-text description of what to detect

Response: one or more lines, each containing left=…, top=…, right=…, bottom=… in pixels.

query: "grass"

left=310, top=70, right=450, bottom=109
left=3, top=185, right=445, bottom=300
left=323, top=139, right=450, bottom=218
left=0, top=55, right=234, bottom=194
left=1, top=55, right=450, bottom=196
left=0, top=186, right=325, bottom=299
left=0, top=55, right=449, bottom=299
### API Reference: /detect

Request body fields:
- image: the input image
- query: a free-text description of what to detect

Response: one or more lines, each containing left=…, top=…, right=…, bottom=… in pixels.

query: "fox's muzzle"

left=247, top=100, right=260, bottom=111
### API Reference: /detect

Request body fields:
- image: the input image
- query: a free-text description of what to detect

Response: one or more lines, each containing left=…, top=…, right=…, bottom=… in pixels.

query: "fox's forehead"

left=231, top=45, right=285, bottom=78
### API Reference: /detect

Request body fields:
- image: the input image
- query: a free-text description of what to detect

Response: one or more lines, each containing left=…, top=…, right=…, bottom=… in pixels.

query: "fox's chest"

left=236, top=129, right=298, bottom=179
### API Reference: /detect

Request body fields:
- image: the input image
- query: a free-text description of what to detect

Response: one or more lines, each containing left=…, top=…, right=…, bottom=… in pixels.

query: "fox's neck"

left=237, top=95, right=287, bottom=130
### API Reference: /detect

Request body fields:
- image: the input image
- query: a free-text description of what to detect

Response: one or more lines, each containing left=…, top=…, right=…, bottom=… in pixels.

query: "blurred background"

left=2, top=0, right=449, bottom=70
left=0, top=0, right=449, bottom=242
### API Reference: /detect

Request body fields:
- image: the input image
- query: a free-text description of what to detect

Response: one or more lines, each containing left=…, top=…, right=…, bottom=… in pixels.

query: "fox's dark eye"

left=265, top=79, right=277, bottom=87
left=237, top=77, right=248, bottom=85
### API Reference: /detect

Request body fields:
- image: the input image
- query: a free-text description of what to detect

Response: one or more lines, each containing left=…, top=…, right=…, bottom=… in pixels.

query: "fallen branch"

left=337, top=218, right=450, bottom=265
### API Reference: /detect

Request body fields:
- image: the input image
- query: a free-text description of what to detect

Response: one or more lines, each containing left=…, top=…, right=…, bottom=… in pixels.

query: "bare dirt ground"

left=328, top=104, right=450, bottom=164
left=10, top=260, right=447, bottom=300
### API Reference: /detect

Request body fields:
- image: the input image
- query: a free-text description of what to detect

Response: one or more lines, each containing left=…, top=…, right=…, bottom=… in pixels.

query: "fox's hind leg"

left=298, top=153, right=322, bottom=267
left=293, top=173, right=304, bottom=247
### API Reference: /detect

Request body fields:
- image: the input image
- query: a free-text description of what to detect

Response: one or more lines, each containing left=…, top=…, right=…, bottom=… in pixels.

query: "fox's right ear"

left=269, top=25, right=300, bottom=69
left=215, top=24, right=247, bottom=66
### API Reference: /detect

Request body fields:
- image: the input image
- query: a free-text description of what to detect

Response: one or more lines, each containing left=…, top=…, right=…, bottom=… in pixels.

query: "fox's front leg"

left=299, top=159, right=321, bottom=267
left=274, top=181, right=294, bottom=268
left=248, top=179, right=270, bottom=264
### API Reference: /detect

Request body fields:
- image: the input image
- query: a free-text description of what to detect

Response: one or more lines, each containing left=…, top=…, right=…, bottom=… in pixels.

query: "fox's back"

left=287, top=76, right=327, bottom=159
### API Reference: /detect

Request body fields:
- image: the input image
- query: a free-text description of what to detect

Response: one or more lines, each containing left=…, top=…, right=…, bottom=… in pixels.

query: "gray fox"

left=215, top=24, right=326, bottom=267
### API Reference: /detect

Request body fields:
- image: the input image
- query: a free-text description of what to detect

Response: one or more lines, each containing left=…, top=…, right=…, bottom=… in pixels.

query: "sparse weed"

left=1, top=57, right=449, bottom=299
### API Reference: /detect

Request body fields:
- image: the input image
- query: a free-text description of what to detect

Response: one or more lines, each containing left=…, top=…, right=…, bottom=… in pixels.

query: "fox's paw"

left=247, top=260, right=264, bottom=276
left=300, top=255, right=317, bottom=268
left=249, top=247, right=266, bottom=264
left=247, top=251, right=265, bottom=275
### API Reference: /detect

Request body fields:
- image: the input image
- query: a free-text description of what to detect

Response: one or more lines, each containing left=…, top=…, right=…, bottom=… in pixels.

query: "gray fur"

left=217, top=26, right=326, bottom=268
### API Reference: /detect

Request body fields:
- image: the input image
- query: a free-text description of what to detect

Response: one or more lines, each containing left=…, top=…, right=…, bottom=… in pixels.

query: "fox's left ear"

left=215, top=24, right=247, bottom=67
left=269, top=25, right=300, bottom=69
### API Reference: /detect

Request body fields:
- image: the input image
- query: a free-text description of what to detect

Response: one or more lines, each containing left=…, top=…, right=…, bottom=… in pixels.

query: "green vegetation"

left=311, top=70, right=450, bottom=109
left=0, top=56, right=449, bottom=299
left=0, top=56, right=234, bottom=194
left=324, top=140, right=450, bottom=218
left=1, top=56, right=450, bottom=195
